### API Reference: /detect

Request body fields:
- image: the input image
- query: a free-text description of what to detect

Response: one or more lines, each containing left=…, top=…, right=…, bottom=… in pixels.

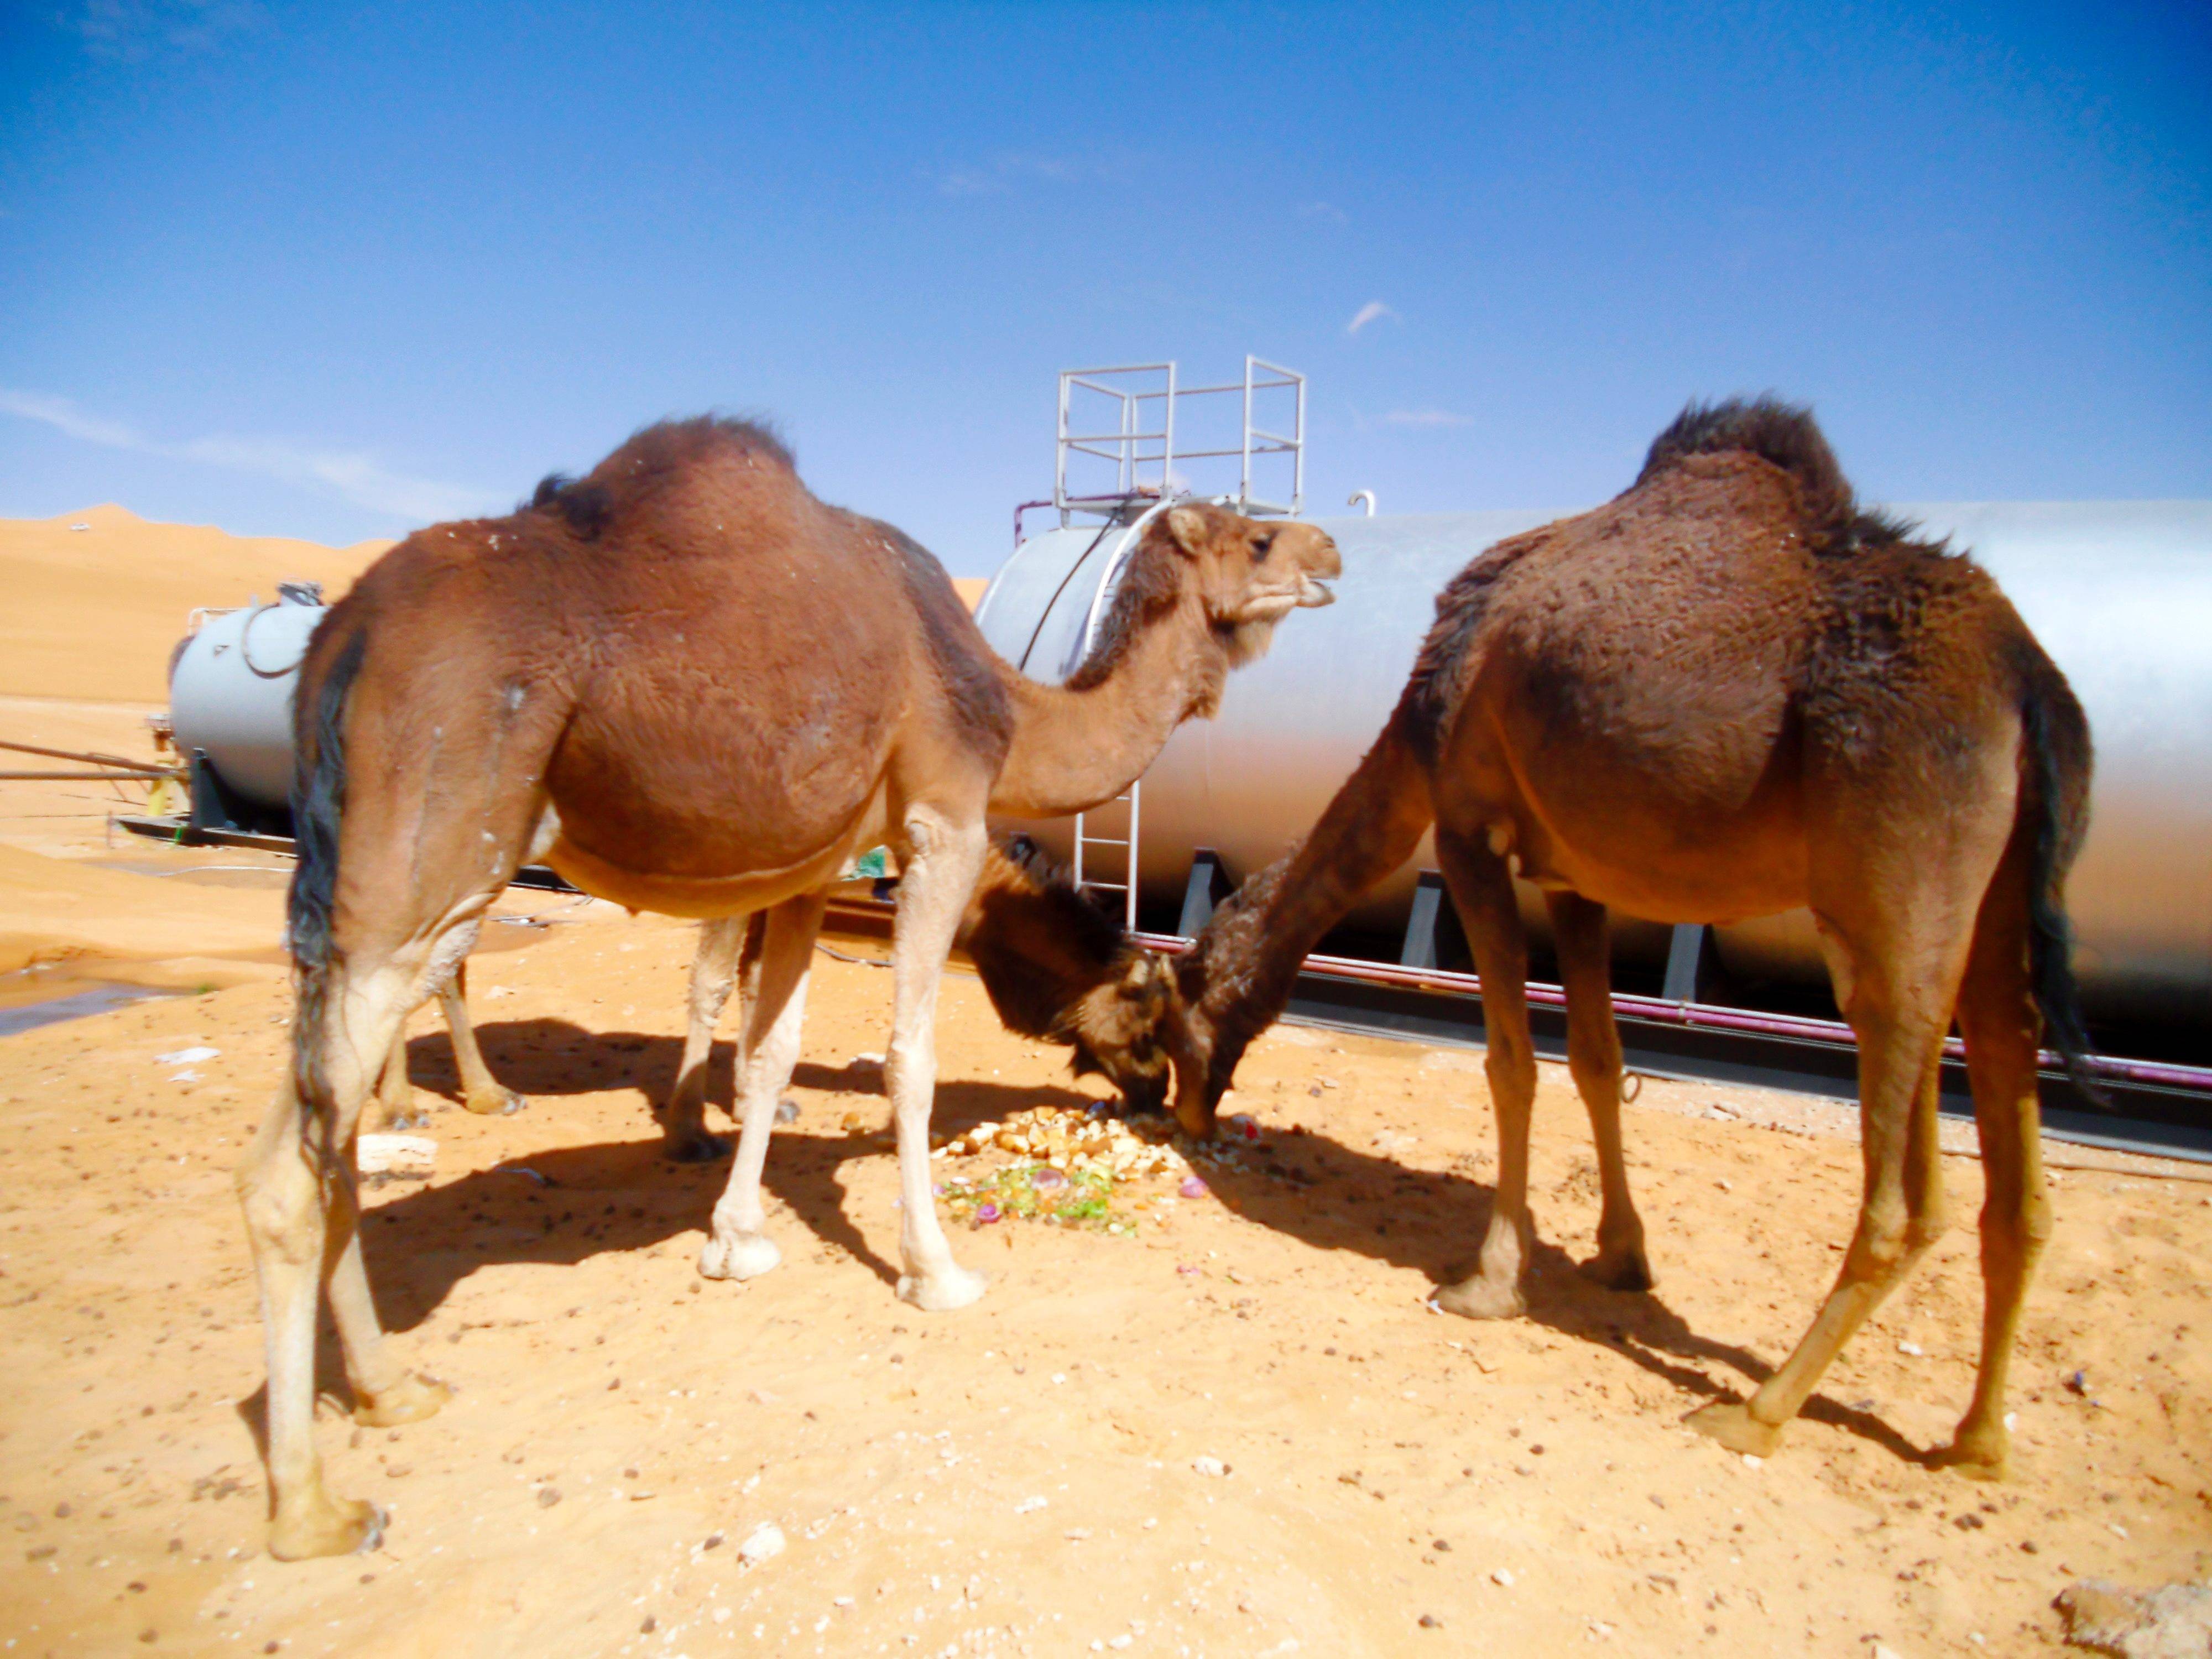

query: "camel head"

left=1157, top=502, right=1340, bottom=667
left=1063, top=948, right=1181, bottom=1117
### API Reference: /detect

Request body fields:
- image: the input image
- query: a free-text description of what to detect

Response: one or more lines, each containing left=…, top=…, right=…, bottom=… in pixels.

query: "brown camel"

left=1165, top=398, right=2097, bottom=1481
left=372, top=835, right=1176, bottom=1126
left=238, top=415, right=1338, bottom=1560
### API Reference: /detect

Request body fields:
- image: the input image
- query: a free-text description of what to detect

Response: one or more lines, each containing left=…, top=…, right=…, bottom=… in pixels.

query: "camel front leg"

left=440, top=961, right=525, bottom=1118
left=1432, top=830, right=1537, bottom=1321
left=887, top=808, right=988, bottom=1311
left=1547, top=891, right=1652, bottom=1291
left=663, top=917, right=745, bottom=1161
left=700, top=899, right=822, bottom=1280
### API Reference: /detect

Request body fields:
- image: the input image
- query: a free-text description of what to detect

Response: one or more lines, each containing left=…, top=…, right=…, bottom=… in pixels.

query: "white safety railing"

left=1053, top=357, right=1304, bottom=526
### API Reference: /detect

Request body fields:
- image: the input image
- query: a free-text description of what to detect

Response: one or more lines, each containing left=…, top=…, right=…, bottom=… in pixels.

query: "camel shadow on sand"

left=358, top=1018, right=1922, bottom=1465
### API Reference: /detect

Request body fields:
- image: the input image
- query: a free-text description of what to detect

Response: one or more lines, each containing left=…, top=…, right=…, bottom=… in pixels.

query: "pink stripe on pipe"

left=1130, top=931, right=2212, bottom=1095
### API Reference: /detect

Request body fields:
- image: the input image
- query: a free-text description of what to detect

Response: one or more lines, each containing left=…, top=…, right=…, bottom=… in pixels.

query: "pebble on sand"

left=738, top=1522, right=786, bottom=1566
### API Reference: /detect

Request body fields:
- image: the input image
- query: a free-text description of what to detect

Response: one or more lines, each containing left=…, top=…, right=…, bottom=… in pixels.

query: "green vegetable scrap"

left=940, top=1164, right=1135, bottom=1234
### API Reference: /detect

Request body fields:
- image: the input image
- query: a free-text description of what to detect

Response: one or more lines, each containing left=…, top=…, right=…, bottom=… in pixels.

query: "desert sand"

left=0, top=507, right=393, bottom=705
left=0, top=513, right=2205, bottom=1658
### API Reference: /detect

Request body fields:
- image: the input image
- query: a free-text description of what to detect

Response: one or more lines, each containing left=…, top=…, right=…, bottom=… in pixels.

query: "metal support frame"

left=1663, top=923, right=1717, bottom=1005
left=186, top=749, right=254, bottom=838
left=1053, top=358, right=1304, bottom=525
left=1178, top=848, right=1234, bottom=938
left=1398, top=869, right=1469, bottom=973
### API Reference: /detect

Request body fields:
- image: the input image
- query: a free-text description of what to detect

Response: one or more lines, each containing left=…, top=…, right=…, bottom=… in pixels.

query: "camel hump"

left=528, top=415, right=799, bottom=541
left=1635, top=396, right=1907, bottom=554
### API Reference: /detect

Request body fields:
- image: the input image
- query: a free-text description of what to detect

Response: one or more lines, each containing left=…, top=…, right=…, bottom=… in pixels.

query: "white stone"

left=738, top=1522, right=786, bottom=1566
left=1192, top=1456, right=1228, bottom=1478
left=357, top=1134, right=437, bottom=1177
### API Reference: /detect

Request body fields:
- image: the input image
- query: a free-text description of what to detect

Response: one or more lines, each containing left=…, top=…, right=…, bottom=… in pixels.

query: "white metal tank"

left=168, top=587, right=328, bottom=809
left=977, top=501, right=2212, bottom=1028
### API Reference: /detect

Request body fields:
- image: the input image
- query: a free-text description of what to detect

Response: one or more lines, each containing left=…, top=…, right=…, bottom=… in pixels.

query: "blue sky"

left=2, top=1, right=2206, bottom=575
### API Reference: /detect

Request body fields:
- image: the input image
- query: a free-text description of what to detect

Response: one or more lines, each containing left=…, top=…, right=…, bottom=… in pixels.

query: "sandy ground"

left=0, top=516, right=2206, bottom=1656
left=0, top=840, right=2206, bottom=1657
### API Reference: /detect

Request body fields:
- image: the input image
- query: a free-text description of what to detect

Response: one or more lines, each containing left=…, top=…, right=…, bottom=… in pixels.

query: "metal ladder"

left=1072, top=780, right=1141, bottom=932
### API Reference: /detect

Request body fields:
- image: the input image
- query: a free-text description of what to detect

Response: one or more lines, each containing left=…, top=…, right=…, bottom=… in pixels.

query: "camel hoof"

left=665, top=1130, right=731, bottom=1164
left=1687, top=1400, right=1786, bottom=1458
left=700, top=1231, right=780, bottom=1281
left=896, top=1265, right=987, bottom=1312
left=1433, top=1274, right=1526, bottom=1321
left=1583, top=1248, right=1655, bottom=1293
left=1929, top=1434, right=2010, bottom=1482
left=268, top=1494, right=385, bottom=1562
left=353, top=1371, right=451, bottom=1428
left=465, top=1087, right=526, bottom=1117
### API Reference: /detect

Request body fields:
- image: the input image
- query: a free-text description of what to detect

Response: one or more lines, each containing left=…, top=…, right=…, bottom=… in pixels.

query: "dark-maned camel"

left=238, top=415, right=1337, bottom=1560
left=957, top=834, right=1180, bottom=1113
left=1165, top=398, right=2096, bottom=1481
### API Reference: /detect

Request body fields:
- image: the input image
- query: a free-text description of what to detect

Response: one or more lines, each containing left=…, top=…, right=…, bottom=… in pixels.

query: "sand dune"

left=0, top=504, right=391, bottom=703
left=0, top=841, right=285, bottom=978
left=0, top=505, right=988, bottom=707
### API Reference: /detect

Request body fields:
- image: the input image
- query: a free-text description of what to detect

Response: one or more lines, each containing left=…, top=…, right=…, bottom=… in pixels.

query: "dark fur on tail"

left=2013, top=645, right=2105, bottom=1105
left=286, top=624, right=367, bottom=1162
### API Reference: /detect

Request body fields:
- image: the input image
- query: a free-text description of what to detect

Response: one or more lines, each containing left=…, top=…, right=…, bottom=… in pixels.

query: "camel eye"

left=1250, top=533, right=1275, bottom=561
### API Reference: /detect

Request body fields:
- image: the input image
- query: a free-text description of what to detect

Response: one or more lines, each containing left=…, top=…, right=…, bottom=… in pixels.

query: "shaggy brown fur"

left=1170, top=395, right=2095, bottom=1483
left=958, top=836, right=1176, bottom=1114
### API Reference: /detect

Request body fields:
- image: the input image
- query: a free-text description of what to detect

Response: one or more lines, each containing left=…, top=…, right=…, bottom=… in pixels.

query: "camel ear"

left=1164, top=505, right=1208, bottom=556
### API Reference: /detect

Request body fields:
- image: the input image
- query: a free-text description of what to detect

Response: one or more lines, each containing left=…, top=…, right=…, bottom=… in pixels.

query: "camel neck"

left=988, top=592, right=1224, bottom=818
left=1184, top=719, right=1437, bottom=1081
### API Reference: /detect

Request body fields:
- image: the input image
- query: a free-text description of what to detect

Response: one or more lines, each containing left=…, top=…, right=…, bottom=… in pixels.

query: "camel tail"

left=285, top=624, right=368, bottom=1149
left=2015, top=651, right=2106, bottom=1108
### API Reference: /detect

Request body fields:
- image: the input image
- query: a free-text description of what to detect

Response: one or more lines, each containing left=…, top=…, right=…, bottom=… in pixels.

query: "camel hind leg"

left=441, top=959, right=525, bottom=1118
left=243, top=645, right=565, bottom=1557
left=1687, top=872, right=1978, bottom=1459
left=1930, top=837, right=2052, bottom=1480
left=237, top=950, right=422, bottom=1559
left=372, top=1024, right=421, bottom=1130
left=1547, top=891, right=1652, bottom=1291
left=662, top=916, right=753, bottom=1161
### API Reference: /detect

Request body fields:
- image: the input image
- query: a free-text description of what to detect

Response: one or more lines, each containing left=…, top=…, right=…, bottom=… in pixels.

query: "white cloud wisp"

left=0, top=389, right=498, bottom=524
left=1347, top=300, right=1399, bottom=336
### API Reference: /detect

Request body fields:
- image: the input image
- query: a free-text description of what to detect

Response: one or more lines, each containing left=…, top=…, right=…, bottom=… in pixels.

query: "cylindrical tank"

left=977, top=502, right=2212, bottom=1028
left=169, top=592, right=327, bottom=808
